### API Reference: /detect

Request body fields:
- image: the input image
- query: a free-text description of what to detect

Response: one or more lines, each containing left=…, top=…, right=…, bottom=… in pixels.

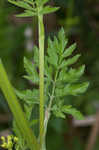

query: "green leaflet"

left=24, top=57, right=36, bottom=75
left=67, top=82, right=89, bottom=96
left=15, top=89, right=39, bottom=104
left=41, top=0, right=49, bottom=5
left=47, top=38, right=59, bottom=67
left=24, top=75, right=39, bottom=84
left=58, top=65, right=85, bottom=83
left=52, top=104, right=65, bottom=119
left=16, top=10, right=36, bottom=17
left=24, top=0, right=34, bottom=5
left=53, top=110, right=65, bottom=119
left=40, top=6, right=59, bottom=15
left=47, top=29, right=68, bottom=55
left=55, top=82, right=89, bottom=97
left=24, top=104, right=33, bottom=121
left=52, top=104, right=84, bottom=120
left=37, top=0, right=49, bottom=6
left=58, top=28, right=68, bottom=54
left=61, top=105, right=84, bottom=120
left=47, top=54, right=58, bottom=68
left=24, top=104, right=38, bottom=128
left=45, top=59, right=53, bottom=80
left=47, top=38, right=57, bottom=56
left=59, top=54, right=81, bottom=69
left=8, top=0, right=37, bottom=18
left=24, top=57, right=39, bottom=84
left=62, top=43, right=77, bottom=58
left=8, top=0, right=33, bottom=10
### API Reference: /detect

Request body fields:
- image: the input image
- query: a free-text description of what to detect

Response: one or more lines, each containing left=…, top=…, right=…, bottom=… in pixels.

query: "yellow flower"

left=14, top=137, right=18, bottom=143
left=1, top=142, right=7, bottom=148
left=0, top=135, right=18, bottom=150
left=1, top=136, right=5, bottom=142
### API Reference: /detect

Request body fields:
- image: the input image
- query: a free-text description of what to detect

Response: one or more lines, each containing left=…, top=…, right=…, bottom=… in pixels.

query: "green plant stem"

left=0, top=60, right=40, bottom=150
left=43, top=71, right=58, bottom=149
left=38, top=12, right=45, bottom=148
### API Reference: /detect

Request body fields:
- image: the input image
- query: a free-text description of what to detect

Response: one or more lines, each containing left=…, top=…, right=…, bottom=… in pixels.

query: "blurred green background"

left=0, top=0, right=99, bottom=150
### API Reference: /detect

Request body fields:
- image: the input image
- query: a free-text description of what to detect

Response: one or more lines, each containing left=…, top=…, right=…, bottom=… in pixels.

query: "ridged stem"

left=38, top=13, right=45, bottom=149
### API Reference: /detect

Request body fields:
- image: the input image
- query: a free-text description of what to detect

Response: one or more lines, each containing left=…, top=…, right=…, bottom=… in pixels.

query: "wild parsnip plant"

left=0, top=0, right=89, bottom=150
